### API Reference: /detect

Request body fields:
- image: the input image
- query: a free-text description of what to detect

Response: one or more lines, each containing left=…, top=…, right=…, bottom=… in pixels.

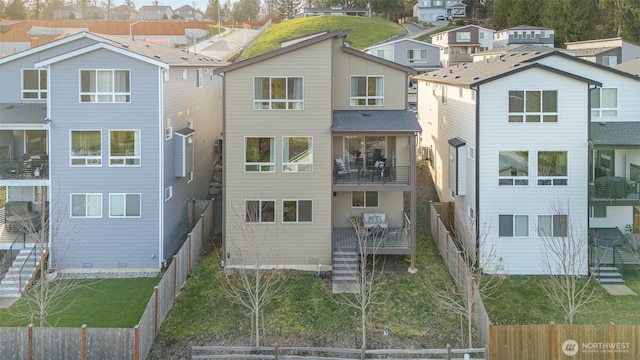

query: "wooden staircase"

left=331, top=249, right=359, bottom=293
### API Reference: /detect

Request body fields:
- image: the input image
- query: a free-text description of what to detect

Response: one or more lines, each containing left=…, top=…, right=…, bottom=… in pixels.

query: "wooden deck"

left=0, top=224, right=39, bottom=250
left=332, top=227, right=410, bottom=253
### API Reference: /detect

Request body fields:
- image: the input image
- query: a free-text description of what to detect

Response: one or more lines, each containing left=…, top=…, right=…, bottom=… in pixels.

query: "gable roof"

left=331, top=110, right=421, bottom=132
left=615, top=58, right=640, bottom=76
left=430, top=24, right=494, bottom=38
left=498, top=25, right=554, bottom=32
left=213, top=29, right=416, bottom=75
left=364, top=37, right=441, bottom=51
left=0, top=32, right=106, bottom=65
left=566, top=37, right=640, bottom=48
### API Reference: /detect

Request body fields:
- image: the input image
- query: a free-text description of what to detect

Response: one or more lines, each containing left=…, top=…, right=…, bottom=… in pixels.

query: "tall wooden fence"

left=0, top=199, right=215, bottom=360
left=429, top=202, right=491, bottom=347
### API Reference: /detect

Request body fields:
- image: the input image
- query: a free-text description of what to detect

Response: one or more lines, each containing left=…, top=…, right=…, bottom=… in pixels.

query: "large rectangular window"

left=109, top=130, right=140, bottom=166
left=245, top=137, right=275, bottom=172
left=508, top=90, right=558, bottom=122
left=590, top=88, right=617, bottom=117
left=109, top=193, right=141, bottom=217
left=499, top=151, right=528, bottom=185
left=283, top=137, right=312, bottom=172
left=538, top=214, right=568, bottom=237
left=80, top=70, right=130, bottom=103
left=71, top=130, right=101, bottom=166
left=282, top=200, right=312, bottom=223
left=456, top=32, right=471, bottom=42
left=22, top=69, right=47, bottom=99
left=245, top=200, right=275, bottom=223
left=538, top=151, right=567, bottom=186
left=71, top=193, right=102, bottom=218
left=499, top=214, right=529, bottom=237
left=254, top=77, right=303, bottom=110
left=352, top=191, right=378, bottom=208
left=407, top=49, right=428, bottom=63
left=350, top=76, right=383, bottom=106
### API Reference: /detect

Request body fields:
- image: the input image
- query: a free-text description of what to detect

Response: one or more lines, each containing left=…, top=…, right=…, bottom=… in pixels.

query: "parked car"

left=436, top=15, right=445, bottom=21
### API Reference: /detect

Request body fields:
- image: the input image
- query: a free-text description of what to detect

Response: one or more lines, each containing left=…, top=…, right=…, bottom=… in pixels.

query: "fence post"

left=188, top=233, right=192, bottom=272
left=488, top=325, right=494, bottom=360
left=173, top=255, right=178, bottom=297
left=27, top=324, right=33, bottom=360
left=80, top=324, right=87, bottom=360
left=201, top=213, right=206, bottom=249
left=609, top=322, right=616, bottom=360
left=154, top=286, right=159, bottom=335
left=485, top=343, right=489, bottom=360
left=134, top=325, right=140, bottom=360
left=446, top=343, right=451, bottom=360
left=274, top=345, right=279, bottom=360
left=360, top=344, right=365, bottom=360
left=549, top=321, right=556, bottom=360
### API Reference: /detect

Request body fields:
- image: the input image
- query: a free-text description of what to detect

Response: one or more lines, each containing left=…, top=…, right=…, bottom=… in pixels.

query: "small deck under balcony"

left=332, top=227, right=411, bottom=255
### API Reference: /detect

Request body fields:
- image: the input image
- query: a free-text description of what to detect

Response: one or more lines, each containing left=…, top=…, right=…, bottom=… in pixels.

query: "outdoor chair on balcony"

left=334, top=158, right=350, bottom=179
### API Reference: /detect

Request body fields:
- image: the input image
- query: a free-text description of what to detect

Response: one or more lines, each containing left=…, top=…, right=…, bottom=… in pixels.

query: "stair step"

left=599, top=278, right=625, bottom=284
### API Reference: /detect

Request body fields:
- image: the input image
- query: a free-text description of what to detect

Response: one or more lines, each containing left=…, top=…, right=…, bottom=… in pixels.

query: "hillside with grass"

left=240, top=16, right=406, bottom=60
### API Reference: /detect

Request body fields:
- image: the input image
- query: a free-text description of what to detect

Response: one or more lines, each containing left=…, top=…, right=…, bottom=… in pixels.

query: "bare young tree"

left=333, top=215, right=388, bottom=351
left=423, top=216, right=503, bottom=348
left=217, top=202, right=288, bottom=346
left=539, top=203, right=600, bottom=324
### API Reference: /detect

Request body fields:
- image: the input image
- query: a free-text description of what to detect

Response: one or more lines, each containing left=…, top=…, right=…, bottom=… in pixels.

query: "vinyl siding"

left=477, top=69, right=589, bottom=275
left=331, top=191, right=405, bottom=227
left=48, top=48, right=162, bottom=271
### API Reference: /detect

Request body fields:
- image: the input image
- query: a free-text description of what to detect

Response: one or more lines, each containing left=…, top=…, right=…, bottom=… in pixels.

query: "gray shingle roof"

left=0, top=104, right=47, bottom=124
left=331, top=110, right=421, bottom=132
left=590, top=122, right=640, bottom=146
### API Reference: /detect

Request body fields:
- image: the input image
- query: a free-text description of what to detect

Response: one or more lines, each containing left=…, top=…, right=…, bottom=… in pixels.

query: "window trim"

left=245, top=199, right=276, bottom=224
left=79, top=69, right=131, bottom=103
left=498, top=214, right=529, bottom=238
left=70, top=193, right=102, bottom=218
left=109, top=129, right=141, bottom=167
left=109, top=193, right=141, bottom=218
left=407, top=49, right=428, bottom=63
left=350, top=75, right=384, bottom=106
left=282, top=136, right=313, bottom=173
left=70, top=130, right=102, bottom=167
left=508, top=90, right=558, bottom=123
left=590, top=87, right=618, bottom=118
left=351, top=191, right=379, bottom=208
left=537, top=214, right=568, bottom=238
left=537, top=151, right=568, bottom=186
left=253, top=76, right=304, bottom=110
left=196, top=69, right=203, bottom=88
left=498, top=151, right=529, bottom=186
left=22, top=68, right=47, bottom=100
left=245, top=136, right=275, bottom=173
left=282, top=199, right=313, bottom=223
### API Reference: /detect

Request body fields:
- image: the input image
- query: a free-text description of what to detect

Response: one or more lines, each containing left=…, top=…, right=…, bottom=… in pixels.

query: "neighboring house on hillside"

left=471, top=44, right=574, bottom=62
left=109, top=5, right=140, bottom=20
left=431, top=25, right=494, bottom=67
left=213, top=29, right=421, bottom=290
left=0, top=32, right=224, bottom=281
left=302, top=7, right=369, bottom=17
left=53, top=5, right=83, bottom=19
left=566, top=37, right=640, bottom=67
left=364, top=38, right=442, bottom=73
left=83, top=5, right=107, bottom=19
left=412, top=0, right=466, bottom=22
left=493, top=25, right=555, bottom=48
left=139, top=5, right=174, bottom=20
left=173, top=5, right=207, bottom=21
left=415, top=50, right=640, bottom=279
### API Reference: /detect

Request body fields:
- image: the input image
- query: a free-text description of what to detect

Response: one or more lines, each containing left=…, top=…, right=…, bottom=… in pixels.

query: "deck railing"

left=334, top=165, right=410, bottom=186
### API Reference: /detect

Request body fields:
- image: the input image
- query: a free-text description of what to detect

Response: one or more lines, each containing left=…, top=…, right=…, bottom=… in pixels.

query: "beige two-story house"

left=214, top=30, right=421, bottom=288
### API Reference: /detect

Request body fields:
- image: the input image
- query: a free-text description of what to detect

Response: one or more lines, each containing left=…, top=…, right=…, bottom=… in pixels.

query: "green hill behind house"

left=240, top=16, right=406, bottom=60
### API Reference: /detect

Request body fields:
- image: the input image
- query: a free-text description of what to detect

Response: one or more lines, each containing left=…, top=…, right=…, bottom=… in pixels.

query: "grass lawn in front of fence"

left=484, top=272, right=640, bottom=325
left=0, top=277, right=160, bottom=327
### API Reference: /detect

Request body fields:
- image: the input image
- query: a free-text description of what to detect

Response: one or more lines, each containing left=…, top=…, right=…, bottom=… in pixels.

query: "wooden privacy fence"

left=0, top=199, right=215, bottom=360
left=189, top=345, right=488, bottom=360
left=489, top=322, right=640, bottom=360
left=429, top=202, right=491, bottom=347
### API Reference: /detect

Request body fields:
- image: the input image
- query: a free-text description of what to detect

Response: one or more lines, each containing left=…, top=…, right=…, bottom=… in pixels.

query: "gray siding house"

left=364, top=38, right=442, bottom=73
left=0, top=32, right=224, bottom=276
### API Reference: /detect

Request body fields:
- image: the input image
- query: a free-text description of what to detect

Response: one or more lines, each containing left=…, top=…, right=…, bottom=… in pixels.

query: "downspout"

left=159, top=67, right=165, bottom=269
left=471, top=84, right=480, bottom=262
left=218, top=72, right=226, bottom=268
left=587, top=83, right=598, bottom=267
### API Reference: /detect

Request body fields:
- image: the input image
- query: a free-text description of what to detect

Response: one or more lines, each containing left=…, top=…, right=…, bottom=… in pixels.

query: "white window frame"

left=537, top=214, right=568, bottom=237
left=499, top=151, right=529, bottom=186
left=245, top=199, right=276, bottom=224
left=282, top=199, right=313, bottom=223
left=165, top=127, right=173, bottom=140
left=70, top=193, right=102, bottom=218
left=602, top=55, right=618, bottom=66
left=407, top=49, right=428, bottom=63
left=350, top=76, right=384, bottom=106
left=165, top=186, right=173, bottom=201
left=282, top=136, right=313, bottom=173
left=351, top=191, right=379, bottom=208
left=456, top=32, right=471, bottom=42
left=109, top=130, right=141, bottom=166
left=79, top=69, right=131, bottom=103
left=70, top=130, right=102, bottom=167
left=590, top=87, right=617, bottom=118
left=109, top=193, right=141, bottom=218
left=196, top=69, right=203, bottom=88
left=253, top=76, right=304, bottom=110
left=22, top=68, right=47, bottom=100
left=245, top=136, right=275, bottom=173
left=499, top=214, right=529, bottom=237
left=508, top=90, right=558, bottom=123
left=537, top=151, right=568, bottom=186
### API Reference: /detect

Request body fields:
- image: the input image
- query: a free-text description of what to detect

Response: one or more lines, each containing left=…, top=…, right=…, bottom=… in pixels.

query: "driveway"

left=196, top=28, right=260, bottom=61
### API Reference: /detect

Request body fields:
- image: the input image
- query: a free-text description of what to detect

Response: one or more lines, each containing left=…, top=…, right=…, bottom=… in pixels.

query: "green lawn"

left=240, top=16, right=406, bottom=60
left=0, top=278, right=159, bottom=327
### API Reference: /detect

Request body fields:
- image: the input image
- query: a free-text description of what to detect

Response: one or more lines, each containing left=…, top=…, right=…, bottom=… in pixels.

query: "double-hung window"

left=499, top=151, right=528, bottom=185
left=352, top=191, right=378, bottom=207
left=350, top=76, right=383, bottom=106
left=282, top=200, right=312, bottom=223
left=109, top=130, right=141, bottom=166
left=254, top=77, right=303, bottom=110
left=538, top=151, right=567, bottom=185
left=499, top=215, right=529, bottom=237
left=590, top=88, right=617, bottom=117
left=537, top=214, right=567, bottom=237
left=109, top=193, right=141, bottom=217
left=245, top=200, right=275, bottom=223
left=71, top=193, right=102, bottom=218
left=508, top=90, right=558, bottom=122
left=71, top=130, right=102, bottom=166
left=245, top=137, right=275, bottom=172
left=407, top=49, right=427, bottom=63
left=22, top=69, right=47, bottom=99
left=283, top=137, right=312, bottom=172
left=80, top=70, right=130, bottom=103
